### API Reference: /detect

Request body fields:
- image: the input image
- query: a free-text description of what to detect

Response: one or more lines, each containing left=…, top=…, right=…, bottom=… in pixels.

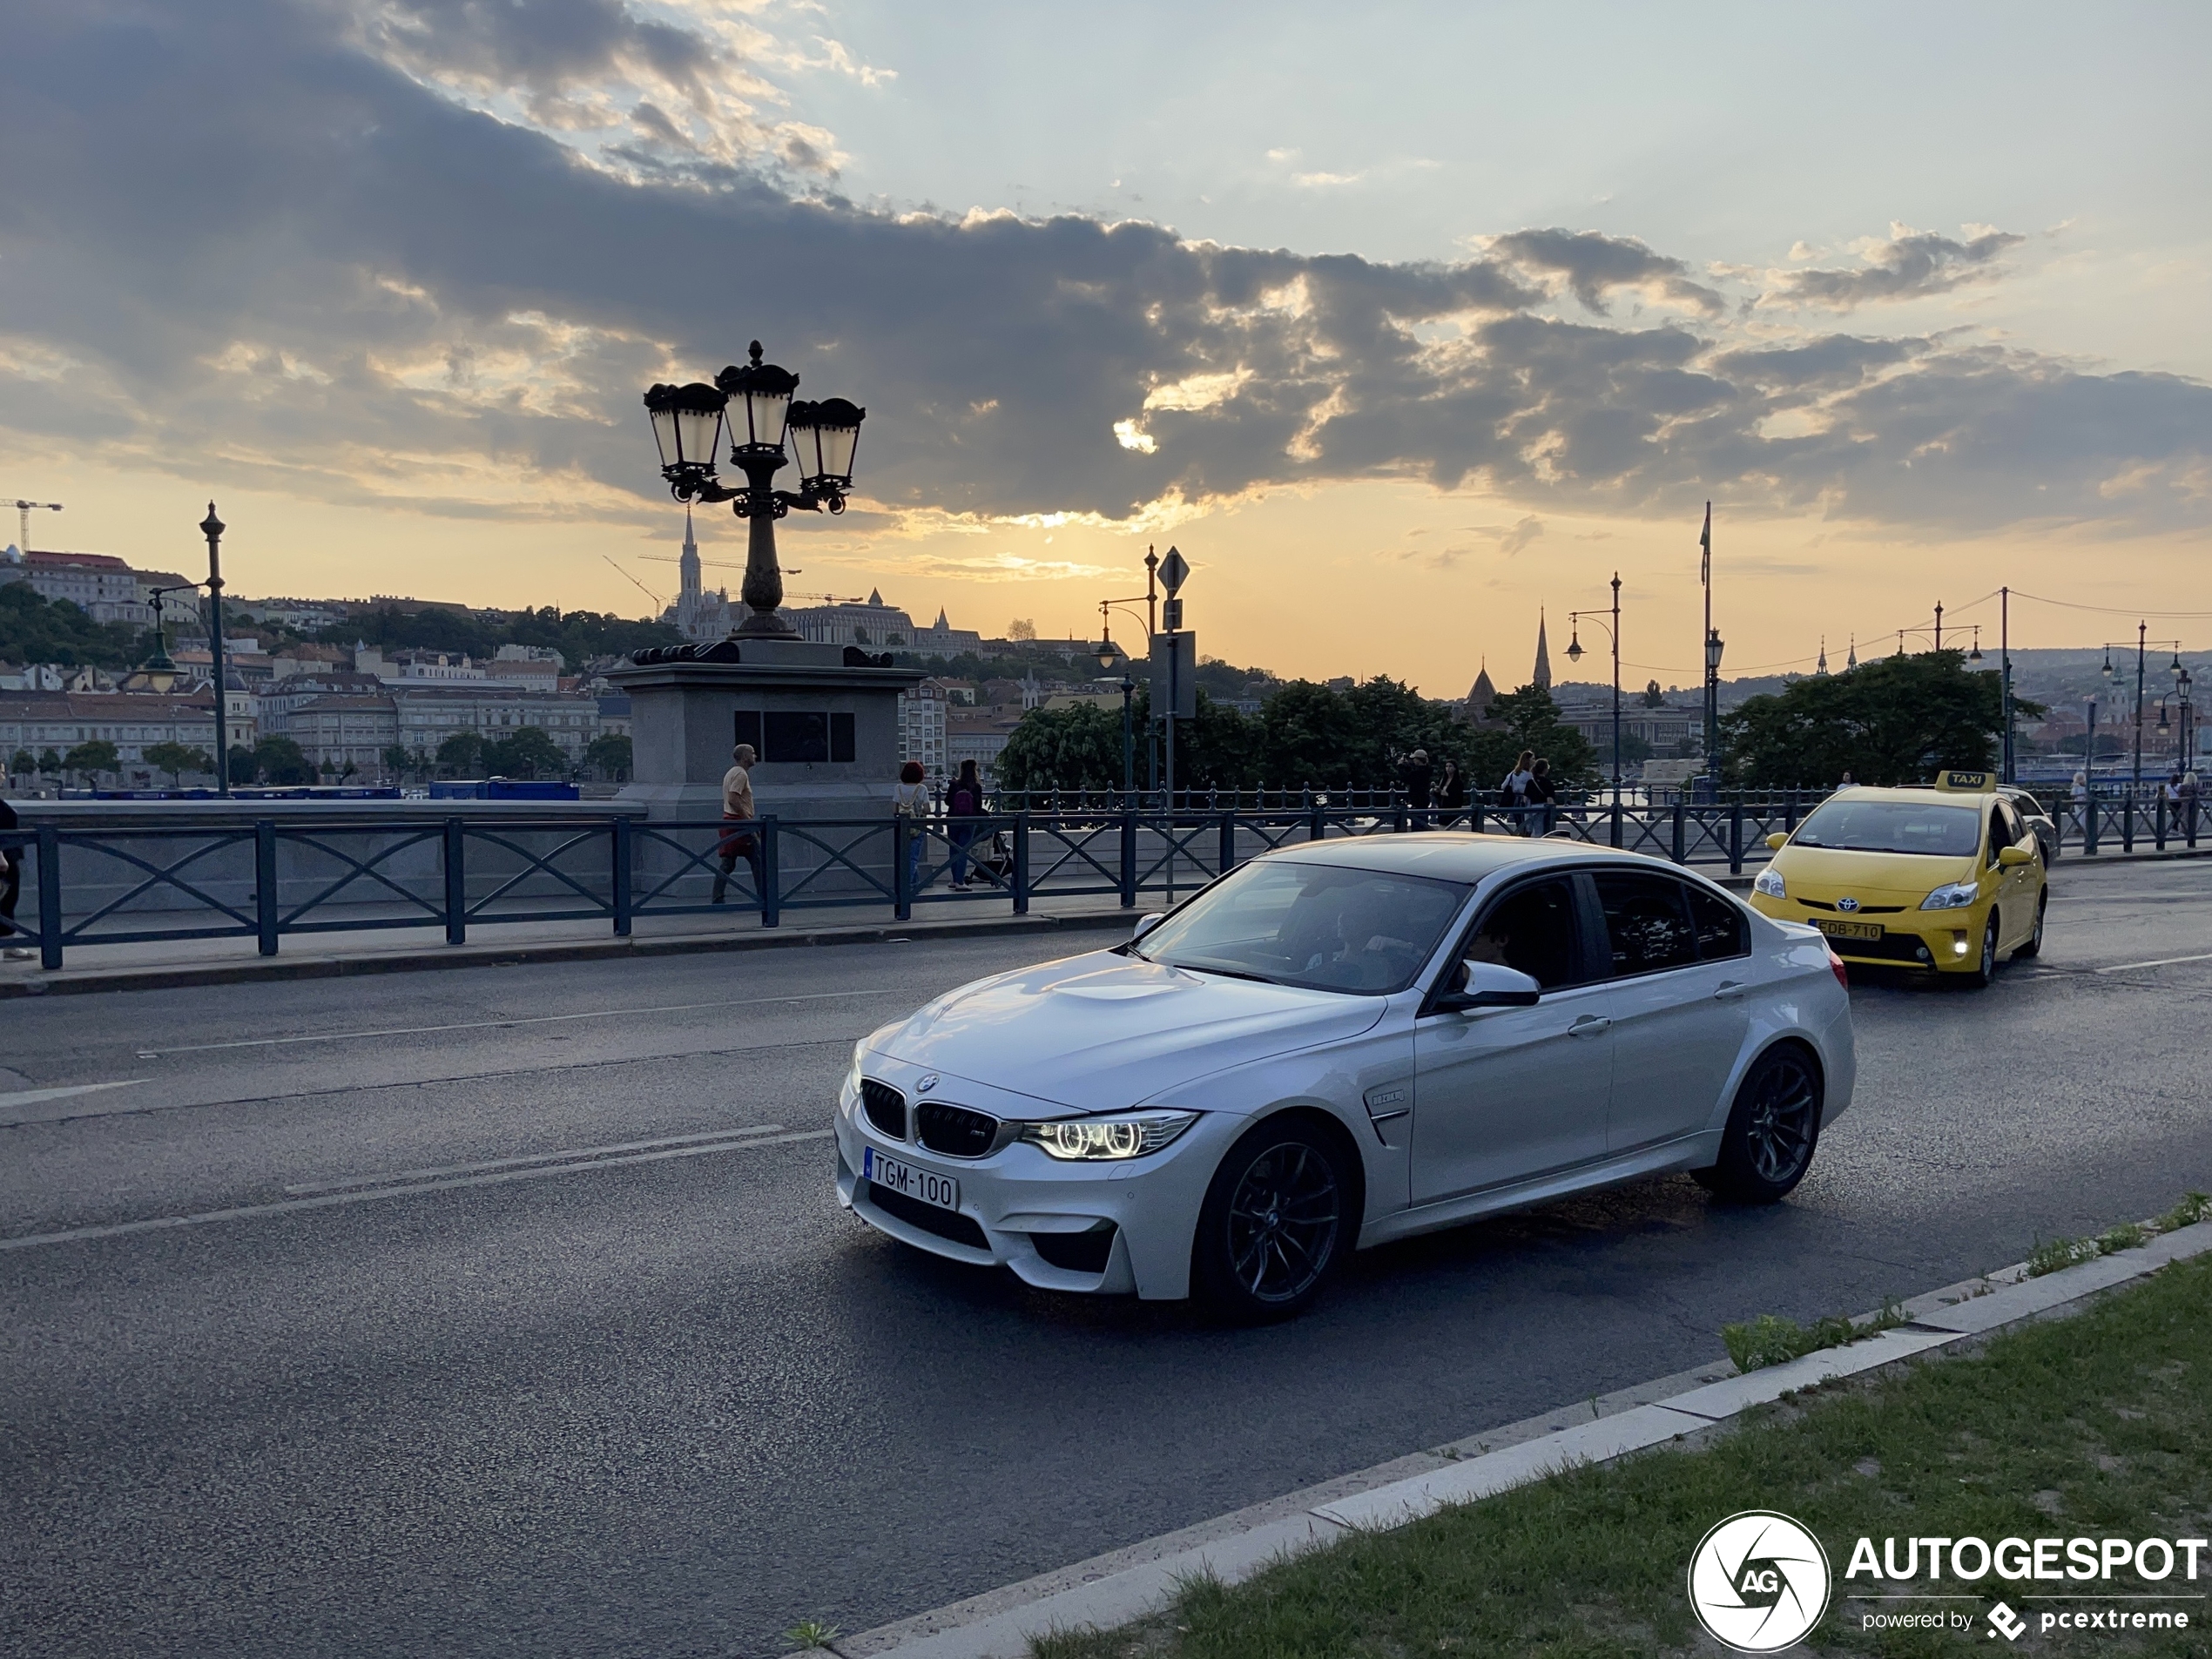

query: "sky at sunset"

left=4, top=1, right=2209, bottom=695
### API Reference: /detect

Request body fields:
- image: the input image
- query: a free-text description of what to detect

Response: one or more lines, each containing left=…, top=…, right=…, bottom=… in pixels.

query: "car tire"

left=1965, top=912, right=2000, bottom=988
left=2015, top=891, right=2047, bottom=959
left=1695, top=1043, right=1824, bottom=1204
left=1191, top=1118, right=1352, bottom=1324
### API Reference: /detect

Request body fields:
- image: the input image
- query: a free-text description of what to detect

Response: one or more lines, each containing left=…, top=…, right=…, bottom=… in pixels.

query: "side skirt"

left=1356, top=1136, right=1717, bottom=1251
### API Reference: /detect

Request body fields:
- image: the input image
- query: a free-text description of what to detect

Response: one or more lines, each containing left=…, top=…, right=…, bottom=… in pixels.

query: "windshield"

left=1791, top=798, right=1981, bottom=857
left=1132, top=860, right=1469, bottom=995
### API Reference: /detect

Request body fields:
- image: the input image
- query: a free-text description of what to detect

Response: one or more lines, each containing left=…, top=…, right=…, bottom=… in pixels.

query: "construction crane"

left=9, top=498, right=62, bottom=551
left=602, top=555, right=664, bottom=611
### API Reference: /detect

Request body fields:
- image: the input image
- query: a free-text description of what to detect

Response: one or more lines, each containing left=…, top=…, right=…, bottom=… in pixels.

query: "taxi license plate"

left=1815, top=919, right=1885, bottom=942
left=863, top=1146, right=959, bottom=1211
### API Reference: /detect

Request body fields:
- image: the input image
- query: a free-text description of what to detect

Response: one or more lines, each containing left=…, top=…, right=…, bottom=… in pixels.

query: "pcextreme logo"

left=1688, top=1510, right=1833, bottom=1653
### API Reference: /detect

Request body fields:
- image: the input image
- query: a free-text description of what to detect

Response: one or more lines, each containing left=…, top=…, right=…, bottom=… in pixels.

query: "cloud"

left=1487, top=228, right=1726, bottom=316
left=1766, top=224, right=2027, bottom=310
left=0, top=2, right=2204, bottom=552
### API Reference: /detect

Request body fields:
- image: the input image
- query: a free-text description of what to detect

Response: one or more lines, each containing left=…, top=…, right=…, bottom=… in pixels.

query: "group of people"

left=708, top=744, right=1000, bottom=906
left=1394, top=747, right=1561, bottom=825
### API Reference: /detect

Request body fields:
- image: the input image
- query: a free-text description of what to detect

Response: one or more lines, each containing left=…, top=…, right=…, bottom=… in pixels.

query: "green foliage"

left=1721, top=1298, right=1904, bottom=1373
left=39, top=747, right=64, bottom=774
left=483, top=725, right=566, bottom=779
left=435, top=731, right=484, bottom=777
left=780, top=1620, right=841, bottom=1650
left=1642, top=678, right=1666, bottom=708
left=584, top=732, right=632, bottom=780
left=8, top=749, right=33, bottom=778
left=252, top=736, right=314, bottom=786
left=226, top=745, right=255, bottom=786
left=64, top=738, right=119, bottom=779
left=2159, top=1191, right=2211, bottom=1232
left=998, top=700, right=1127, bottom=792
left=0, top=582, right=153, bottom=670
left=381, top=745, right=416, bottom=779
left=1721, top=652, right=2040, bottom=787
left=323, top=602, right=678, bottom=664
left=143, top=741, right=212, bottom=784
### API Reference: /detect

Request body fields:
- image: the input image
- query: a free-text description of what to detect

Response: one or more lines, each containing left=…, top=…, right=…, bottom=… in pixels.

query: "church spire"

left=1532, top=610, right=1552, bottom=690
left=1816, top=636, right=1829, bottom=675
left=678, top=504, right=701, bottom=604
left=1846, top=634, right=1858, bottom=670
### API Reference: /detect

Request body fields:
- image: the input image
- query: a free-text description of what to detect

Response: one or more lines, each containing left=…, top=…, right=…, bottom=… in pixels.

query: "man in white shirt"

left=711, top=744, right=762, bottom=905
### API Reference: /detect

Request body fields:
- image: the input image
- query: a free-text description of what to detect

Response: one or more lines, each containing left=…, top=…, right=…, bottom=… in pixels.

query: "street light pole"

left=2134, top=620, right=2147, bottom=792
left=200, top=502, right=229, bottom=798
left=2000, top=587, right=2013, bottom=784
left=1566, top=575, right=1623, bottom=801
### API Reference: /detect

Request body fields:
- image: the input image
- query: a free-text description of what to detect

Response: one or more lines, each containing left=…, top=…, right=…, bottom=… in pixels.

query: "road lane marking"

left=0, top=1080, right=148, bottom=1112
left=133, top=988, right=908, bottom=1057
left=283, top=1124, right=787, bottom=1193
left=0, top=1129, right=836, bottom=1253
left=2095, top=951, right=2212, bottom=973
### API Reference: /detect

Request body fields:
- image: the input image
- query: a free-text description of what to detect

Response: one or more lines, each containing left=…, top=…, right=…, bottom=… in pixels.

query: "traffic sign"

left=1157, top=545, right=1190, bottom=594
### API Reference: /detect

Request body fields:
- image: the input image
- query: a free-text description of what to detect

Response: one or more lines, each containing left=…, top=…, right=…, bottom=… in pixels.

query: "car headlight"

left=843, top=1044, right=866, bottom=1103
left=1752, top=866, right=1786, bottom=899
left=1919, top=880, right=1980, bottom=910
left=1019, top=1110, right=1199, bottom=1161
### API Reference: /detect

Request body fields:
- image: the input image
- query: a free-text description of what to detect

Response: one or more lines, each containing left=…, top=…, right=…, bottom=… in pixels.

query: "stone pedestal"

left=606, top=638, right=927, bottom=821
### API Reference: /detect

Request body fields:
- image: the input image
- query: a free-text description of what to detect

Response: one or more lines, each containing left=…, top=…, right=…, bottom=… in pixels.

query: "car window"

left=1791, top=798, right=1981, bottom=856
left=1134, top=859, right=1470, bottom=995
left=1459, top=877, right=1581, bottom=990
left=1593, top=871, right=1698, bottom=977
left=1998, top=800, right=2024, bottom=844
left=1685, top=883, right=1749, bottom=961
left=1986, top=805, right=2006, bottom=866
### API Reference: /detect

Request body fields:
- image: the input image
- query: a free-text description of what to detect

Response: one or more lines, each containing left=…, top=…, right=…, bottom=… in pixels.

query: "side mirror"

left=1131, top=912, right=1166, bottom=942
left=1433, top=960, right=1542, bottom=1012
left=1997, top=844, right=2034, bottom=867
left=1765, top=832, right=1789, bottom=851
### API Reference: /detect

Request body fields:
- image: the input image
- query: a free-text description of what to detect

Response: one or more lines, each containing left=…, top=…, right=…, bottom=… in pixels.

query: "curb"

left=837, top=1218, right=2212, bottom=1658
left=0, top=907, right=1140, bottom=1000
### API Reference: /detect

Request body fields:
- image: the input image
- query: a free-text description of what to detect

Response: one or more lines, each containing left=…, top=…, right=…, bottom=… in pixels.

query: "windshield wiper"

left=1168, top=959, right=1277, bottom=984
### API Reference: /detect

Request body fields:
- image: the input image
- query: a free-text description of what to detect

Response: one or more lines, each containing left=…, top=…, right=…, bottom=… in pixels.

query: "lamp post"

left=643, top=341, right=867, bottom=638
left=1565, top=572, right=1622, bottom=801
left=1703, top=627, right=1724, bottom=791
left=1095, top=605, right=1149, bottom=796
left=200, top=503, right=230, bottom=797
left=2000, top=587, right=2014, bottom=784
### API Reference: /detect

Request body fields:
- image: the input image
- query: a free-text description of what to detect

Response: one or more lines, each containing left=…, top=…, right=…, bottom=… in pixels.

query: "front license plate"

left=1815, top=919, right=1885, bottom=942
left=862, top=1146, right=960, bottom=1211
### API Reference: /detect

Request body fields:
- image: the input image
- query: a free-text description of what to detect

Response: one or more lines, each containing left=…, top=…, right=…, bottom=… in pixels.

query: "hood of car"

left=865, top=950, right=1390, bottom=1113
left=1773, top=844, right=1977, bottom=900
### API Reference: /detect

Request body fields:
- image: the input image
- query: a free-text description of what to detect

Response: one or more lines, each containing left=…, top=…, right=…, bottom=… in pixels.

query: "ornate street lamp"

left=642, top=341, right=867, bottom=639
left=1566, top=573, right=1624, bottom=802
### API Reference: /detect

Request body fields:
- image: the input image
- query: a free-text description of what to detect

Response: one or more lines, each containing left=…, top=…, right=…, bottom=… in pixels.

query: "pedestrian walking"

left=893, top=759, right=932, bottom=894
left=945, top=759, right=987, bottom=889
left=2163, top=770, right=2184, bottom=804
left=1527, top=757, right=1560, bottom=831
left=1398, top=748, right=1433, bottom=814
left=1434, top=759, right=1467, bottom=826
left=1501, top=749, right=1536, bottom=832
left=2069, top=769, right=2090, bottom=840
left=711, top=744, right=763, bottom=905
left=0, top=798, right=29, bottom=961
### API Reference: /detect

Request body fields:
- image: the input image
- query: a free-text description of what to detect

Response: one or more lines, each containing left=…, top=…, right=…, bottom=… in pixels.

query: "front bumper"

left=833, top=1086, right=1244, bottom=1300
left=1751, top=894, right=1987, bottom=972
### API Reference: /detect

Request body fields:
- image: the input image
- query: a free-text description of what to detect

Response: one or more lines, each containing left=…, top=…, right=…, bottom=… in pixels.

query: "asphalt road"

left=3, top=857, right=2210, bottom=1656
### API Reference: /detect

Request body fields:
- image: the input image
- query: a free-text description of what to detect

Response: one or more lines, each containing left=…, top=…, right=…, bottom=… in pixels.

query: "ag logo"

left=1687, top=1510, right=1831, bottom=1653
left=1837, top=897, right=1861, bottom=914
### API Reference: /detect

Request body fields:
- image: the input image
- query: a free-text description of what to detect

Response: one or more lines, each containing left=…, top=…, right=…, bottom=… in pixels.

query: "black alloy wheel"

left=1194, top=1122, right=1348, bottom=1322
left=2016, top=891, right=2047, bottom=958
left=1696, top=1044, right=1824, bottom=1204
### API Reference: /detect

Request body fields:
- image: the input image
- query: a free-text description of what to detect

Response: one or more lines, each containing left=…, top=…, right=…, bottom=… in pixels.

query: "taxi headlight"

left=1752, top=866, right=1786, bottom=899
left=1919, top=880, right=1980, bottom=910
left=1020, top=1111, right=1199, bottom=1161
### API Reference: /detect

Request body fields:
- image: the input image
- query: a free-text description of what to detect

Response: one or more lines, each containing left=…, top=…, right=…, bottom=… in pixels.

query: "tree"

left=585, top=733, right=632, bottom=781
left=143, top=741, right=208, bottom=785
left=64, top=739, right=119, bottom=782
left=483, top=725, right=564, bottom=779
left=226, top=745, right=256, bottom=786
left=1642, top=678, right=1666, bottom=709
left=435, top=731, right=484, bottom=777
left=252, top=735, right=315, bottom=786
left=997, top=702, right=1125, bottom=792
left=8, top=749, right=32, bottom=779
left=0, top=583, right=153, bottom=671
left=1007, top=618, right=1037, bottom=641
left=1720, top=652, right=2038, bottom=787
left=38, top=747, right=63, bottom=776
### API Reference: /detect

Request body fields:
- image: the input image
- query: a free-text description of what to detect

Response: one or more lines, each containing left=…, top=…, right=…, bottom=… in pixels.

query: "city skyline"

left=3, top=3, right=2208, bottom=697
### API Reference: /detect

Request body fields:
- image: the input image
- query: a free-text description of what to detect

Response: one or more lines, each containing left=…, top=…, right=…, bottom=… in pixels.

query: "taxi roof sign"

left=1933, top=769, right=1996, bottom=792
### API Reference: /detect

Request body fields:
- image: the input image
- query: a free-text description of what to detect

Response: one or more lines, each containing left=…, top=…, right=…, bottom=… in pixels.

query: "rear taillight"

left=1828, top=948, right=1850, bottom=990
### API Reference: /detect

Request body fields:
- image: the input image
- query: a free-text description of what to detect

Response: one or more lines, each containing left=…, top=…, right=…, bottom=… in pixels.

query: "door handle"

left=1713, top=981, right=1747, bottom=1001
left=1568, top=1015, right=1612, bottom=1038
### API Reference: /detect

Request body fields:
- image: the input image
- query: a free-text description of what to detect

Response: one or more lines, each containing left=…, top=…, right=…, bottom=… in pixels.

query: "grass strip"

left=1034, top=1252, right=2212, bottom=1658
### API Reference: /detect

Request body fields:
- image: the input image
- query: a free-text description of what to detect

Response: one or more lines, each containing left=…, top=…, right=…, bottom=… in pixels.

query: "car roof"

left=1258, top=831, right=1709, bottom=886
left=1807, top=786, right=1988, bottom=806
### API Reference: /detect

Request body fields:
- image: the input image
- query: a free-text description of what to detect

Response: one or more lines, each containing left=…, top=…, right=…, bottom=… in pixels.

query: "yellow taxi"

left=1747, top=770, right=2047, bottom=986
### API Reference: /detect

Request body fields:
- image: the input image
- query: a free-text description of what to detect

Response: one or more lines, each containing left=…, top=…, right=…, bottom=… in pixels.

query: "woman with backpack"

left=893, top=759, right=932, bottom=894
left=945, top=759, right=987, bottom=890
